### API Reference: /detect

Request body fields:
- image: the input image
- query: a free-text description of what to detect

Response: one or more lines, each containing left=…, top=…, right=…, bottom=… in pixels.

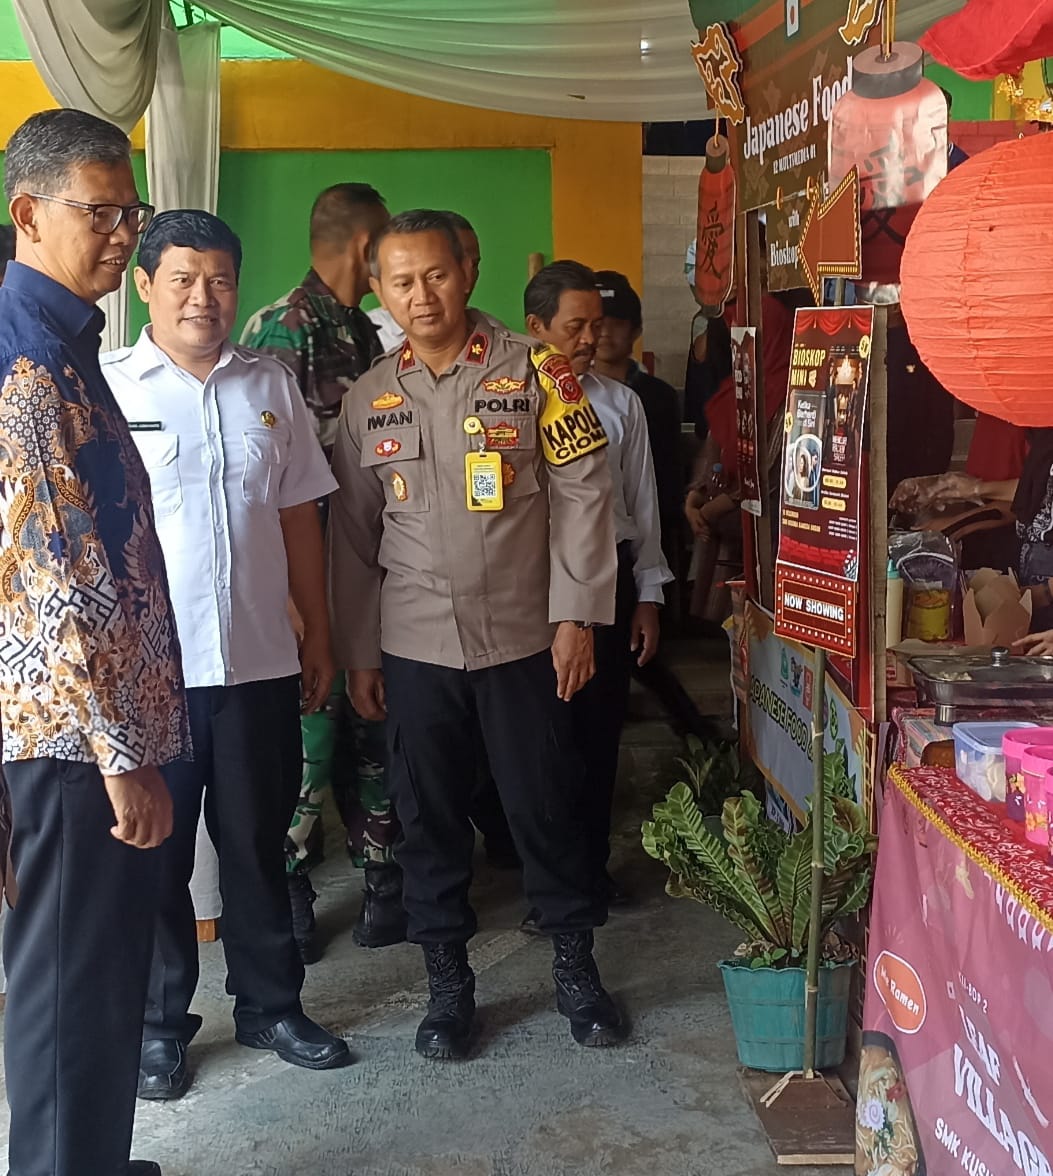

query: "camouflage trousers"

left=285, top=672, right=398, bottom=873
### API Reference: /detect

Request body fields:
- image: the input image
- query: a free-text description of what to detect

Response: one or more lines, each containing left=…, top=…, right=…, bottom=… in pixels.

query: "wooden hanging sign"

left=797, top=166, right=862, bottom=303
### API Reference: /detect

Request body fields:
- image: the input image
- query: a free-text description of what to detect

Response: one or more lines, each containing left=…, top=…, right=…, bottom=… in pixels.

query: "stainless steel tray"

left=908, top=648, right=1053, bottom=721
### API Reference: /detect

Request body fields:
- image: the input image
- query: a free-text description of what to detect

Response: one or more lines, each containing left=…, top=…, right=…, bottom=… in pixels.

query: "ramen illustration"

left=855, top=1032, right=926, bottom=1176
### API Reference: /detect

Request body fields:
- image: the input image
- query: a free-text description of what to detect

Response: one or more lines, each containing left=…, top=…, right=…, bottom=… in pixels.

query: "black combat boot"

left=416, top=943, right=476, bottom=1060
left=287, top=871, right=320, bottom=965
left=352, top=861, right=408, bottom=948
left=552, top=931, right=626, bottom=1047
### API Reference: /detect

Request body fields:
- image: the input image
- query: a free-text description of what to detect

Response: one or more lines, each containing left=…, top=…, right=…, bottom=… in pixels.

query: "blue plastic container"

left=952, top=720, right=1036, bottom=802
left=717, top=959, right=855, bottom=1072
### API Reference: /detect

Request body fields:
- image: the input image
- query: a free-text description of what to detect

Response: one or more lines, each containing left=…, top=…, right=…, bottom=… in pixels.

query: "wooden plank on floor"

left=739, top=1070, right=855, bottom=1166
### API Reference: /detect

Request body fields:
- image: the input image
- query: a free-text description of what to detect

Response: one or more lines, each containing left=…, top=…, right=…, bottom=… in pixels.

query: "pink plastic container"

left=1003, top=729, right=1053, bottom=822
left=1046, top=771, right=1053, bottom=866
left=1021, top=747, right=1053, bottom=845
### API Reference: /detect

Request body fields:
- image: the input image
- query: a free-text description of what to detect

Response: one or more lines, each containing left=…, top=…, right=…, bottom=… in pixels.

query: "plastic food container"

left=953, top=722, right=1035, bottom=802
left=1046, top=771, right=1053, bottom=867
left=1003, top=727, right=1053, bottom=822
left=1021, top=746, right=1053, bottom=845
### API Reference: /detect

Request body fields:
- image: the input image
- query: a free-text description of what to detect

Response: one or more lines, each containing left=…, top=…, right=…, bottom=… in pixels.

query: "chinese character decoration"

left=828, top=8, right=945, bottom=299
left=998, top=70, right=1053, bottom=125
left=691, top=23, right=746, bottom=125
left=840, top=0, right=884, bottom=47
left=694, top=132, right=737, bottom=317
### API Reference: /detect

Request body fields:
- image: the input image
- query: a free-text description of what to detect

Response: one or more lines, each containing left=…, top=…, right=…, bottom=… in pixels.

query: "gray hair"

left=4, top=109, right=131, bottom=202
left=443, top=210, right=475, bottom=235
left=368, top=209, right=464, bottom=278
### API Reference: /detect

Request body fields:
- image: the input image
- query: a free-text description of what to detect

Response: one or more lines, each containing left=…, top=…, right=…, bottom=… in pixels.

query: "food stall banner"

left=860, top=767, right=1053, bottom=1176
left=732, top=326, right=762, bottom=515
left=744, top=600, right=867, bottom=819
left=774, top=305, right=874, bottom=657
left=716, top=0, right=878, bottom=220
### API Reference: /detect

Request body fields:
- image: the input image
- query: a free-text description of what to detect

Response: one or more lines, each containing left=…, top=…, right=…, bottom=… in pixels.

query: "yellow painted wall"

left=0, top=59, right=643, bottom=290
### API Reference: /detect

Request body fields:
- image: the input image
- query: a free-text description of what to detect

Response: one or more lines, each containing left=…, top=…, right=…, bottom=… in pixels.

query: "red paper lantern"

left=694, top=133, right=736, bottom=318
left=900, top=133, right=1053, bottom=428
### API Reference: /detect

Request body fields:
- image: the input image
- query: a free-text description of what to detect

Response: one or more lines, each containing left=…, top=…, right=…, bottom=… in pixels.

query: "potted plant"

left=642, top=782, right=876, bottom=1072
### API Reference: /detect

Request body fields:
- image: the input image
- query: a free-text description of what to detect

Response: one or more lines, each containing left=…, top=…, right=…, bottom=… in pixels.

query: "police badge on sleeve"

left=530, top=344, right=608, bottom=466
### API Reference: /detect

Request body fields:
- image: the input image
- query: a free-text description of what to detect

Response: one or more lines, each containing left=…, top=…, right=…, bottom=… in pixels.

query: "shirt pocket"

left=477, top=414, right=540, bottom=501
left=135, top=433, right=182, bottom=517
left=242, top=429, right=283, bottom=507
left=361, top=424, right=428, bottom=513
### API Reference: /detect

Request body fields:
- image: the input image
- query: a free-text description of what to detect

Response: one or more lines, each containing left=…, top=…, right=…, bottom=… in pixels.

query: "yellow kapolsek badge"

left=531, top=345, right=608, bottom=466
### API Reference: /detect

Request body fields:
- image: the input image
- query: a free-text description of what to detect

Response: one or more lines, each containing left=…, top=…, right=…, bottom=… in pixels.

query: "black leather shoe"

left=352, top=861, right=408, bottom=948
left=552, top=931, right=626, bottom=1048
left=236, top=1012, right=351, bottom=1070
left=128, top=1163, right=163, bottom=1175
left=415, top=943, right=475, bottom=1060
left=137, top=1039, right=189, bottom=1101
left=288, top=871, right=321, bottom=965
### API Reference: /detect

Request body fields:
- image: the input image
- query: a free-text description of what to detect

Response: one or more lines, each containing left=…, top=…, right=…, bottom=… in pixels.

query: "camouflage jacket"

left=241, top=269, right=382, bottom=453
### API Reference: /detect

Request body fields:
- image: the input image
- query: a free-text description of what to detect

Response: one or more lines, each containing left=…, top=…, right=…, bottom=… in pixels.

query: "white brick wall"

left=642, top=155, right=703, bottom=389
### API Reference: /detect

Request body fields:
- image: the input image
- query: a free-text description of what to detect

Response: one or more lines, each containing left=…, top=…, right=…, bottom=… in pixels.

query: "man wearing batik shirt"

left=242, top=182, right=403, bottom=961
left=0, top=108, right=190, bottom=1176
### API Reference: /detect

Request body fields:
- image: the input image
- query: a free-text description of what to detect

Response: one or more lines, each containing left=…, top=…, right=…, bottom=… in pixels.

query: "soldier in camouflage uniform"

left=241, top=182, right=404, bottom=963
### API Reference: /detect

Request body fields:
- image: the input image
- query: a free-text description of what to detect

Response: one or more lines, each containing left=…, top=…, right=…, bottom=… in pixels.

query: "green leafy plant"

left=641, top=782, right=876, bottom=968
left=675, top=736, right=746, bottom=816
left=823, top=703, right=857, bottom=800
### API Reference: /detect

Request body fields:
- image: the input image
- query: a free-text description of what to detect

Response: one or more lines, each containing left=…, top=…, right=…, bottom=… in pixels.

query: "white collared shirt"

left=102, top=329, right=337, bottom=689
left=367, top=306, right=508, bottom=354
left=581, top=371, right=674, bottom=605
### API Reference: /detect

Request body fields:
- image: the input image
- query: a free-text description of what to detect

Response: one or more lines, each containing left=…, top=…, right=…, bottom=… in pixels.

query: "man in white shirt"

left=525, top=260, right=673, bottom=906
left=103, top=210, right=351, bottom=1101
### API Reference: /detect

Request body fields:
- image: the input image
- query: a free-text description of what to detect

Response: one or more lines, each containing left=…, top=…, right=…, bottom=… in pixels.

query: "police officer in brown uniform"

left=329, top=210, right=626, bottom=1059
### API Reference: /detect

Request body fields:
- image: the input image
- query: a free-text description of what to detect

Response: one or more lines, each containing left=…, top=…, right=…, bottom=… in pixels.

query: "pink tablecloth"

left=858, top=766, right=1053, bottom=1174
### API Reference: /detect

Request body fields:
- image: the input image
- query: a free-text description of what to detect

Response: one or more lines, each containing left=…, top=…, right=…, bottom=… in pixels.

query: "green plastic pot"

left=717, top=959, right=855, bottom=1072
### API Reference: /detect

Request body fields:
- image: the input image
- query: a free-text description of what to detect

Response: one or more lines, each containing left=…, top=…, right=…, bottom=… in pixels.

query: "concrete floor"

left=2, top=641, right=849, bottom=1175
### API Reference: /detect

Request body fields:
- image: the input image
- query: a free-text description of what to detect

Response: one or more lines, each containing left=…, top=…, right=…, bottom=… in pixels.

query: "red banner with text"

left=774, top=306, right=874, bottom=656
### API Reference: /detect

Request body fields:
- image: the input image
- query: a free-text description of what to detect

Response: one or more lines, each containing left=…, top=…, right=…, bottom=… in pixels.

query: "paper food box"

left=962, top=568, right=1032, bottom=648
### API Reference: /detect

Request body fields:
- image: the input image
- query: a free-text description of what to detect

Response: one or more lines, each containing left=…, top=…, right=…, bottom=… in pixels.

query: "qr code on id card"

left=472, top=469, right=498, bottom=501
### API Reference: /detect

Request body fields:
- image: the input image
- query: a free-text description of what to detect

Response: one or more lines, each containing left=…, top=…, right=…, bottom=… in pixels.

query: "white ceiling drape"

left=12, top=0, right=166, bottom=132
left=194, top=0, right=705, bottom=121
left=9, top=0, right=978, bottom=131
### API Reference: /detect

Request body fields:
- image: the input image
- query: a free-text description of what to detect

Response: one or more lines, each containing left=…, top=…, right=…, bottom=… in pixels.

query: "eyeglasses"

left=27, top=194, right=155, bottom=236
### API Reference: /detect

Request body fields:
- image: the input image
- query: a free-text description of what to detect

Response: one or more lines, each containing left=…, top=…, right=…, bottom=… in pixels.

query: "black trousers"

left=3, top=758, right=159, bottom=1176
left=571, top=543, right=637, bottom=877
left=383, top=650, right=602, bottom=942
left=146, top=677, right=304, bottom=1042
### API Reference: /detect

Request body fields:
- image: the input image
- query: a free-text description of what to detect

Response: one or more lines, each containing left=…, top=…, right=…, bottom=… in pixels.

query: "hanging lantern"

left=900, top=133, right=1053, bottom=428
left=827, top=41, right=946, bottom=292
left=920, top=0, right=1053, bottom=81
left=694, top=133, right=736, bottom=318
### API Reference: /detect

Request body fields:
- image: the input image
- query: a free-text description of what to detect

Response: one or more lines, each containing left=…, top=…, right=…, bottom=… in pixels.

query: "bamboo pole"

left=803, top=646, right=827, bottom=1079
left=801, top=276, right=846, bottom=1078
